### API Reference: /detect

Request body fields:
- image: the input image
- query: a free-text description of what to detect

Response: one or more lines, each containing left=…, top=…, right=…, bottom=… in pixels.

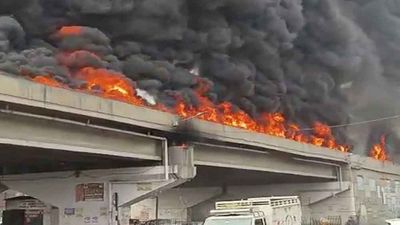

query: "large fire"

left=369, top=135, right=388, bottom=161
left=77, top=67, right=145, bottom=106
left=26, top=26, right=352, bottom=152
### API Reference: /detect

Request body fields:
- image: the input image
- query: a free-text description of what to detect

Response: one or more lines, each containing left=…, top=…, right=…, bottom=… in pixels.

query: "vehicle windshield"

left=204, top=217, right=253, bottom=225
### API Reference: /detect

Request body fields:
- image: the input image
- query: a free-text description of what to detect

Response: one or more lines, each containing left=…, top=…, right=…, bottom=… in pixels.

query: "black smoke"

left=169, top=120, right=204, bottom=146
left=1, top=0, right=400, bottom=155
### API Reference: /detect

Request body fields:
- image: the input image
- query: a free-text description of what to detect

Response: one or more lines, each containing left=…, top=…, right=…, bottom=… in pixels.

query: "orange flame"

left=171, top=79, right=350, bottom=151
left=31, top=68, right=350, bottom=152
left=33, top=67, right=350, bottom=152
left=77, top=67, right=144, bottom=105
left=369, top=135, right=388, bottom=161
left=32, top=75, right=63, bottom=88
left=57, top=26, right=82, bottom=36
left=28, top=26, right=352, bottom=153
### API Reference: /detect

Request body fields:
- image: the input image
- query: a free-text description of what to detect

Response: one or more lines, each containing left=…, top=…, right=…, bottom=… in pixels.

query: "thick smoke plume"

left=0, top=0, right=399, bottom=157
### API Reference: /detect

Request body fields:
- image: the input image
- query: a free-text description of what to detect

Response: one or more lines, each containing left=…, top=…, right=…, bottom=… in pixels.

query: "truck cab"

left=203, top=196, right=301, bottom=225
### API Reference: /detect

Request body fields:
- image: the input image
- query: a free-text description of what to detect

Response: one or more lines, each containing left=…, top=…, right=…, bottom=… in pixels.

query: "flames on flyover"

left=25, top=25, right=393, bottom=157
left=369, top=135, right=388, bottom=161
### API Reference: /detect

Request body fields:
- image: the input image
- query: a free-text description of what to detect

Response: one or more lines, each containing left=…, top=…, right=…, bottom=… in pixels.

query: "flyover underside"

left=194, top=144, right=338, bottom=179
left=0, top=144, right=159, bottom=174
left=0, top=109, right=340, bottom=178
left=181, top=165, right=336, bottom=187
left=0, top=109, right=163, bottom=174
left=0, top=111, right=162, bottom=160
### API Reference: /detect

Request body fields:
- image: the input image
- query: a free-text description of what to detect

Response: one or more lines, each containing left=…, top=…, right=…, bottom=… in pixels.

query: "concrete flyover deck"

left=0, top=111, right=162, bottom=160
left=0, top=73, right=348, bottom=178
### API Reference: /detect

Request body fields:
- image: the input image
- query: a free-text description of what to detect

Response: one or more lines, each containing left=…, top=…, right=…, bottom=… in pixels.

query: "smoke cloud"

left=0, top=0, right=399, bottom=156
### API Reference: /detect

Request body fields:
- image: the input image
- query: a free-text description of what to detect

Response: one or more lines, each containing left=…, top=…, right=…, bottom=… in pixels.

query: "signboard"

left=25, top=210, right=42, bottom=218
left=14, top=199, right=46, bottom=210
left=76, top=183, right=104, bottom=202
left=64, top=208, right=75, bottom=216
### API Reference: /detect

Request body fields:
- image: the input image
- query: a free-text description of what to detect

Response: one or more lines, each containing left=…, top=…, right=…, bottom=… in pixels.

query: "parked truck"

left=203, top=196, right=301, bottom=225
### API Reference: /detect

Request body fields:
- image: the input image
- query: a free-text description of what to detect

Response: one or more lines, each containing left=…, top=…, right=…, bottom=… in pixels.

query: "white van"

left=203, top=196, right=301, bottom=225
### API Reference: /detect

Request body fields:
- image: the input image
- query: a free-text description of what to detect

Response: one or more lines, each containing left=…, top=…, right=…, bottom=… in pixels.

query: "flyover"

left=1, top=72, right=398, bottom=225
left=0, top=72, right=347, bottom=179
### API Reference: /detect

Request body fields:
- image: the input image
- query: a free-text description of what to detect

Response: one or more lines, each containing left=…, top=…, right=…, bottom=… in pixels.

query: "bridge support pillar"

left=129, top=187, right=224, bottom=221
